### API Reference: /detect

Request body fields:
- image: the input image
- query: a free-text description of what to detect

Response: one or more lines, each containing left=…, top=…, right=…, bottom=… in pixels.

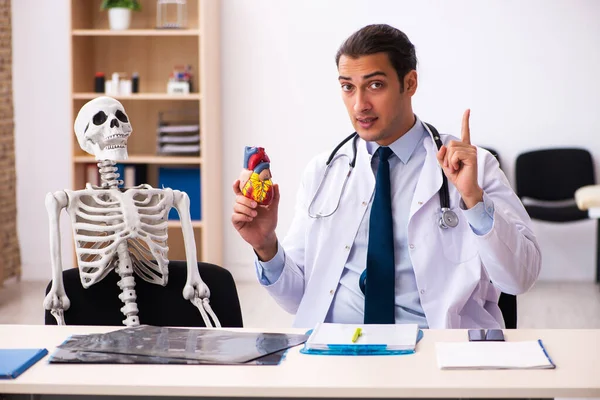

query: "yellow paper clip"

left=351, top=327, right=362, bottom=343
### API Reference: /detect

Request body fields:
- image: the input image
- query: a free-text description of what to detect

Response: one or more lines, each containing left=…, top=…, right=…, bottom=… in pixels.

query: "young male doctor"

left=231, top=24, right=541, bottom=329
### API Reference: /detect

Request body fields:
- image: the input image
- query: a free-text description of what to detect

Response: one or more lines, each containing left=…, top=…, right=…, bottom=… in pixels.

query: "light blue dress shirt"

left=255, top=117, right=495, bottom=328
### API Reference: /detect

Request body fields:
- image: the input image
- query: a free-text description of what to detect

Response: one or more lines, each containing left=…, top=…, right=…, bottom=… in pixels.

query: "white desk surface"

left=1, top=325, right=599, bottom=398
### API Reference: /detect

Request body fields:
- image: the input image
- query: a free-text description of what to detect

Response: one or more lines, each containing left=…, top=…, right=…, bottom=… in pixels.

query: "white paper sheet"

left=435, top=340, right=555, bottom=369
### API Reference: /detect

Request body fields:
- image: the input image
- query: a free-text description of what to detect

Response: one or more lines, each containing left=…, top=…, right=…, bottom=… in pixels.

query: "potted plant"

left=100, top=0, right=141, bottom=31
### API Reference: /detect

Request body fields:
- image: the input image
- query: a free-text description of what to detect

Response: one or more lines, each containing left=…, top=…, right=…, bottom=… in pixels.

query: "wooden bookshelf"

left=168, top=221, right=204, bottom=229
left=74, top=155, right=203, bottom=165
left=72, top=29, right=201, bottom=36
left=68, top=0, right=222, bottom=265
left=72, top=93, right=202, bottom=101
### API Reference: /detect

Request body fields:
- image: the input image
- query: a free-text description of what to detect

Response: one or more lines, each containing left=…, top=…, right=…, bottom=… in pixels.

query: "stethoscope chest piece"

left=440, top=208, right=459, bottom=229
left=359, top=269, right=367, bottom=295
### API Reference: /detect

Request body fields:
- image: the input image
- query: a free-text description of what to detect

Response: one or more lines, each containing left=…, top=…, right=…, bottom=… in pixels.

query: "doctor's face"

left=338, top=53, right=417, bottom=146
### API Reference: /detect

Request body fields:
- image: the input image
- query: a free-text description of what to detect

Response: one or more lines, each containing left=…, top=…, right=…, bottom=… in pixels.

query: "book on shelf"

left=122, top=165, right=148, bottom=187
left=85, top=163, right=100, bottom=187
left=158, top=125, right=200, bottom=134
left=158, top=134, right=200, bottom=144
left=158, top=144, right=201, bottom=155
left=158, top=166, right=201, bottom=221
left=157, top=110, right=201, bottom=157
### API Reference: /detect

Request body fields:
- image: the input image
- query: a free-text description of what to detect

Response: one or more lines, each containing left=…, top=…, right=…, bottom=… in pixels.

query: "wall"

left=12, top=0, right=72, bottom=281
left=11, top=0, right=600, bottom=282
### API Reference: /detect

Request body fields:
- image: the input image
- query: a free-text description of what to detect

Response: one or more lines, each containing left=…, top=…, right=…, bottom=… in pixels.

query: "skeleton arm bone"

left=173, top=190, right=221, bottom=328
left=43, top=191, right=71, bottom=325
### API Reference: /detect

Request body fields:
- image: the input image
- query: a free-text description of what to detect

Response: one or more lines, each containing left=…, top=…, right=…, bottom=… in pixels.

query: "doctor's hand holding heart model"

left=232, top=24, right=541, bottom=329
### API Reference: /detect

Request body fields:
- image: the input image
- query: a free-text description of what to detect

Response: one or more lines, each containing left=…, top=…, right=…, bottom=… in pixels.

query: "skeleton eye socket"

left=115, top=110, right=128, bottom=123
left=93, top=111, right=108, bottom=125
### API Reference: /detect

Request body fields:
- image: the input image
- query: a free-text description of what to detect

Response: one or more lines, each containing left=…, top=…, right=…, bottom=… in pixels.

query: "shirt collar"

left=366, top=115, right=427, bottom=164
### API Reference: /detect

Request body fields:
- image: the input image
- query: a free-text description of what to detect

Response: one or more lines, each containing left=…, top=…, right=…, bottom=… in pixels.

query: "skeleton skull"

left=74, top=96, right=132, bottom=161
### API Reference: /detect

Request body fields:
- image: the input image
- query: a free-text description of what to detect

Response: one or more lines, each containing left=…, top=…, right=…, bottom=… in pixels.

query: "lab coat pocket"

left=435, top=211, right=479, bottom=263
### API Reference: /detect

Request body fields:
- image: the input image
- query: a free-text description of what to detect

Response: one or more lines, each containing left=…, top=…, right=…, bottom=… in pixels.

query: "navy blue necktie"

left=364, top=146, right=395, bottom=324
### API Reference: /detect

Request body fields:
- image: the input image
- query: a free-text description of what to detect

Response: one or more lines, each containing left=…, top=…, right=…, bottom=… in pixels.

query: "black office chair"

left=481, top=146, right=501, bottom=167
left=498, top=292, right=517, bottom=329
left=516, top=148, right=594, bottom=222
left=479, top=146, right=518, bottom=328
left=45, top=261, right=243, bottom=327
left=516, top=148, right=598, bottom=281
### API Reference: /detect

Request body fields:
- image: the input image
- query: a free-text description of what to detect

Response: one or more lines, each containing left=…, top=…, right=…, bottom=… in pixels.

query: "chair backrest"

left=481, top=147, right=501, bottom=169
left=479, top=147, right=517, bottom=328
left=498, top=292, right=517, bottom=329
left=45, top=261, right=243, bottom=328
left=516, top=148, right=595, bottom=201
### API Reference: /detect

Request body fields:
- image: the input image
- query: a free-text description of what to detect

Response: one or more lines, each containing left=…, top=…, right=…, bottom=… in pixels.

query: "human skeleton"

left=43, top=96, right=220, bottom=328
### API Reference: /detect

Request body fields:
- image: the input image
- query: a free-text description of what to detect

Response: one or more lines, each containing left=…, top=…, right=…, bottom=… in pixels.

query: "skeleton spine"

left=97, top=159, right=123, bottom=189
left=116, top=243, right=140, bottom=327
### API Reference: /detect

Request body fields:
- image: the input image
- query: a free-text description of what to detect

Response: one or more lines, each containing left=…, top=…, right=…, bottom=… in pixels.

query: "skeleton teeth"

left=106, top=145, right=126, bottom=150
left=106, top=134, right=127, bottom=140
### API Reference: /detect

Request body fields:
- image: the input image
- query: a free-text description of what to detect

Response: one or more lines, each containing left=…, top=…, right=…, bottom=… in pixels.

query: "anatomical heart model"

left=239, top=146, right=274, bottom=205
left=43, top=96, right=220, bottom=328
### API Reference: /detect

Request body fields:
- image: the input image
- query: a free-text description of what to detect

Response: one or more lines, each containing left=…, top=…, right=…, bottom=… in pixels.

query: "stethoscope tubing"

left=312, top=121, right=460, bottom=296
left=322, top=121, right=452, bottom=212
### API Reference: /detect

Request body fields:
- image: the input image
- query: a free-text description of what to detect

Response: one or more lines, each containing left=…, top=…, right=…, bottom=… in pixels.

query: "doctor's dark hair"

left=335, top=24, right=417, bottom=91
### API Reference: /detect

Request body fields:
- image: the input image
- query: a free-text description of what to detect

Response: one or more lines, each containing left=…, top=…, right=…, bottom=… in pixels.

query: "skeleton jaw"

left=90, top=141, right=129, bottom=161
left=88, top=130, right=130, bottom=161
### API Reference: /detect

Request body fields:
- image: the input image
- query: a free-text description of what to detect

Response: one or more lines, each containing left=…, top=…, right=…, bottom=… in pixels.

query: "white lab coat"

left=260, top=126, right=541, bottom=329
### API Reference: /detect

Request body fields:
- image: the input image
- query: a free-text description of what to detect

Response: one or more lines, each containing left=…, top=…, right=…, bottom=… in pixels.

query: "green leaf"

left=100, top=0, right=141, bottom=11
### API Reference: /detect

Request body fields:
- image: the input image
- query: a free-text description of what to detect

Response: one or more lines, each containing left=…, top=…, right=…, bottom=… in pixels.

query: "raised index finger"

left=461, top=108, right=471, bottom=144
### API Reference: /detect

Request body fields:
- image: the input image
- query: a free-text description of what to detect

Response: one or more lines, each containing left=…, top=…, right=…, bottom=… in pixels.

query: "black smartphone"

left=468, top=329, right=486, bottom=341
left=485, top=329, right=505, bottom=341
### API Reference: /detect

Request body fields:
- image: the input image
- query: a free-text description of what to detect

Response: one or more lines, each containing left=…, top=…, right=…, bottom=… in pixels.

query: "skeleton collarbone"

left=66, top=185, right=175, bottom=288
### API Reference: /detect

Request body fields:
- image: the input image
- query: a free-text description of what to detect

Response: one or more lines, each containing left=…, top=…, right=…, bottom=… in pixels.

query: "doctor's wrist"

left=461, top=187, right=484, bottom=209
left=254, top=236, right=278, bottom=262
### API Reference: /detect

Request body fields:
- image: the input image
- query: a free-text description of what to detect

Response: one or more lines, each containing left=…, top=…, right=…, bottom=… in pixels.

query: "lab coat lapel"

left=410, top=134, right=443, bottom=219
left=354, top=138, right=376, bottom=200
left=295, top=137, right=374, bottom=327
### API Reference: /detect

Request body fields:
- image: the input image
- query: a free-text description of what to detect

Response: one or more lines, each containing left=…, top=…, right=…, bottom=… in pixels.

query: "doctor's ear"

left=403, top=70, right=418, bottom=95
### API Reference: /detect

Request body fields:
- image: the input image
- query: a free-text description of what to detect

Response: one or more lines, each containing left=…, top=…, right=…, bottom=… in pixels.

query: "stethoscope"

left=308, top=122, right=460, bottom=296
left=307, top=121, right=459, bottom=229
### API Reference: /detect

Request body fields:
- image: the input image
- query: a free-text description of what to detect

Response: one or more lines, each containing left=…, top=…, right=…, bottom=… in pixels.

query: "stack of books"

left=157, top=124, right=200, bottom=156
left=156, top=109, right=200, bottom=156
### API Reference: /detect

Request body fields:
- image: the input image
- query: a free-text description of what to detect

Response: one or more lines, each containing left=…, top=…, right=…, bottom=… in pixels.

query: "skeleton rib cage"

left=66, top=185, right=174, bottom=288
left=45, top=96, right=220, bottom=328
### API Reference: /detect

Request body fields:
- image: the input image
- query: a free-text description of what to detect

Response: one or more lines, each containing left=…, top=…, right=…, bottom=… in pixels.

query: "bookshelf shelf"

left=73, top=93, right=201, bottom=101
left=168, top=220, right=203, bottom=229
left=69, top=0, right=222, bottom=264
left=72, top=29, right=200, bottom=37
left=73, top=155, right=203, bottom=165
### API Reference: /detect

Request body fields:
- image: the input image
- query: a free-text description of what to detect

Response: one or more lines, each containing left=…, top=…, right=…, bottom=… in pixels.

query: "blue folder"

left=158, top=166, right=201, bottom=221
left=0, top=348, right=48, bottom=379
